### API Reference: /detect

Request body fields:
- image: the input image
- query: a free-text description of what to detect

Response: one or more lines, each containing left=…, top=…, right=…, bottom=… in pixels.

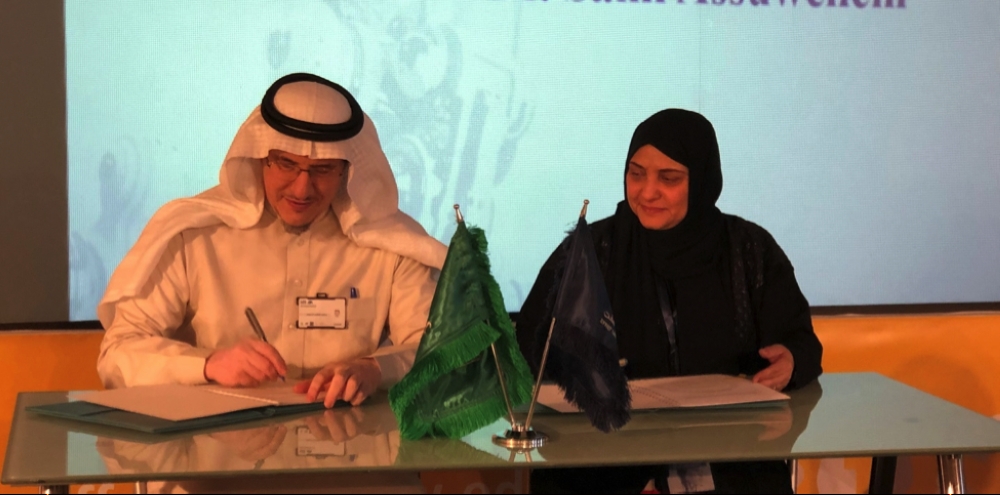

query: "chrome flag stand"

left=487, top=200, right=589, bottom=450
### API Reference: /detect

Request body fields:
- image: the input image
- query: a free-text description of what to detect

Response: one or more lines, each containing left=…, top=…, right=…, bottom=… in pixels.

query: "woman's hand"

left=294, top=358, right=382, bottom=408
left=752, top=344, right=794, bottom=391
left=756, top=406, right=794, bottom=441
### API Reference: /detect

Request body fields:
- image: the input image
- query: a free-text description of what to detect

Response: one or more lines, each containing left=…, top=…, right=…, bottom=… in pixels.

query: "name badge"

left=295, top=426, right=346, bottom=457
left=297, top=294, right=347, bottom=329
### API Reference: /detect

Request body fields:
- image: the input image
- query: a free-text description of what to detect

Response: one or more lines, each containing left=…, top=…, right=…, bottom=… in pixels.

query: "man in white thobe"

left=96, top=73, right=447, bottom=493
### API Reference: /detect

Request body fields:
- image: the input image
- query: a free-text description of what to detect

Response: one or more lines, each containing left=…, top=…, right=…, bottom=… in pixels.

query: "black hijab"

left=608, top=109, right=732, bottom=378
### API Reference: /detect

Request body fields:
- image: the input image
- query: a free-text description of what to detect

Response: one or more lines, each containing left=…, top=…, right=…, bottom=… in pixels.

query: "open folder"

left=28, top=382, right=329, bottom=434
left=538, top=374, right=790, bottom=413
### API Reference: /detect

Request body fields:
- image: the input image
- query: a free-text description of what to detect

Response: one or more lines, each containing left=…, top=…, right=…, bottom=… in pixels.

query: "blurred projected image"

left=66, top=0, right=1000, bottom=319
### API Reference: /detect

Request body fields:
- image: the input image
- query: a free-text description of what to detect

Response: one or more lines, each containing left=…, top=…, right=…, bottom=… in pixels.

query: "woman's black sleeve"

left=515, top=242, right=568, bottom=376
left=756, top=234, right=824, bottom=390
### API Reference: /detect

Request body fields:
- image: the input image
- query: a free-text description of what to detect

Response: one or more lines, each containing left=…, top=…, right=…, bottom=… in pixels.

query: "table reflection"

left=92, top=397, right=415, bottom=494
left=90, top=380, right=821, bottom=479
left=528, top=379, right=822, bottom=464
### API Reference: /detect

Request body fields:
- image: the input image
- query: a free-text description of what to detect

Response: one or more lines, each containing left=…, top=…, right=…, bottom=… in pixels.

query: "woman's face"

left=625, top=144, right=690, bottom=230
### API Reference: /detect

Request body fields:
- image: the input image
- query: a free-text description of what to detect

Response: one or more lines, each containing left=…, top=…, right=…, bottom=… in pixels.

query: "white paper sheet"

left=78, top=382, right=314, bottom=422
left=538, top=374, right=789, bottom=413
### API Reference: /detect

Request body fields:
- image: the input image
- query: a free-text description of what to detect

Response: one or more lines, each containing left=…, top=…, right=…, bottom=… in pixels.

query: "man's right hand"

left=204, top=339, right=287, bottom=387
left=210, top=424, right=288, bottom=462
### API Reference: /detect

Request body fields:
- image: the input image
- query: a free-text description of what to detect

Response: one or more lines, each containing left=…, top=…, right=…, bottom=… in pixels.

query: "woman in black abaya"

left=517, top=109, right=823, bottom=494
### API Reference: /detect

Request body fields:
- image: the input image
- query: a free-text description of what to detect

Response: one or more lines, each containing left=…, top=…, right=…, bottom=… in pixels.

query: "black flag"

left=544, top=216, right=631, bottom=432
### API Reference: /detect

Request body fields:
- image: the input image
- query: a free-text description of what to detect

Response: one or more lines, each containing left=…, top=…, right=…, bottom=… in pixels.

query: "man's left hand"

left=752, top=344, right=794, bottom=391
left=294, top=358, right=381, bottom=408
left=303, top=408, right=371, bottom=445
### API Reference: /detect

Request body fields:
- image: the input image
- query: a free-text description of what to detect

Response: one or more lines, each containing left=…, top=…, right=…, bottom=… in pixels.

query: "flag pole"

left=522, top=317, right=556, bottom=434
left=453, top=205, right=521, bottom=432
left=522, top=200, right=588, bottom=434
left=490, top=344, right=519, bottom=427
left=493, top=200, right=589, bottom=450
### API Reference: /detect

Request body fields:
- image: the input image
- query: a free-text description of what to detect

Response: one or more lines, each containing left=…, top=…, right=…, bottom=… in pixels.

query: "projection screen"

left=65, top=0, right=1000, bottom=320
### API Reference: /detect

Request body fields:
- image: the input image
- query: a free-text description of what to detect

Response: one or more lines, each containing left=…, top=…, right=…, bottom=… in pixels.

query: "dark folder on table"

left=28, top=383, right=329, bottom=434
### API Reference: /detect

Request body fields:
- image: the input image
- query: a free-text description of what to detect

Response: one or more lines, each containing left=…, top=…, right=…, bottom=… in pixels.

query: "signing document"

left=28, top=382, right=329, bottom=434
left=76, top=382, right=320, bottom=422
left=538, top=374, right=789, bottom=413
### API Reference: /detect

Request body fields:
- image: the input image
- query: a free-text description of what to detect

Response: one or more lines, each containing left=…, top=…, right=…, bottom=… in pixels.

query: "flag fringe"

left=534, top=219, right=632, bottom=432
left=548, top=330, right=632, bottom=432
left=468, top=226, right=535, bottom=406
left=390, top=318, right=498, bottom=407
left=431, top=394, right=511, bottom=439
left=390, top=223, right=534, bottom=440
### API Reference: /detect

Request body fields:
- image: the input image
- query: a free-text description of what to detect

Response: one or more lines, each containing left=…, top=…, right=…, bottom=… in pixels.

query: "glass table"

left=5, top=372, right=1000, bottom=494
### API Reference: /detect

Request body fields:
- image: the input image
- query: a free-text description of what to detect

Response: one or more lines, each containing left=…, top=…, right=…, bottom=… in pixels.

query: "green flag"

left=389, top=221, right=534, bottom=440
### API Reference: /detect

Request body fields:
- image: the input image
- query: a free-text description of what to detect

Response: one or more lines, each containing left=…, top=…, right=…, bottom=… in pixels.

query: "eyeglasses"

left=266, top=154, right=346, bottom=181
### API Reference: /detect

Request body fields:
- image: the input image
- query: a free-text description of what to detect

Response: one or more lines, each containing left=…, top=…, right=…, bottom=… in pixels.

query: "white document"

left=78, top=382, right=315, bottom=422
left=200, top=381, right=314, bottom=405
left=538, top=374, right=789, bottom=413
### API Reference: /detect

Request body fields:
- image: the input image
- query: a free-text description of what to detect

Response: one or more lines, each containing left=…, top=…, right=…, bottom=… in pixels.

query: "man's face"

left=625, top=144, right=690, bottom=231
left=262, top=150, right=348, bottom=227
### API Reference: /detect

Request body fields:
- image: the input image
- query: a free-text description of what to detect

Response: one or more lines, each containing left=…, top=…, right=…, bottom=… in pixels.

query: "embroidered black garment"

left=516, top=109, right=823, bottom=494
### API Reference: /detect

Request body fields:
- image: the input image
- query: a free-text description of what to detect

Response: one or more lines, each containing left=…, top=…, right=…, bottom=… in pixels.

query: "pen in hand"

left=244, top=307, right=285, bottom=382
